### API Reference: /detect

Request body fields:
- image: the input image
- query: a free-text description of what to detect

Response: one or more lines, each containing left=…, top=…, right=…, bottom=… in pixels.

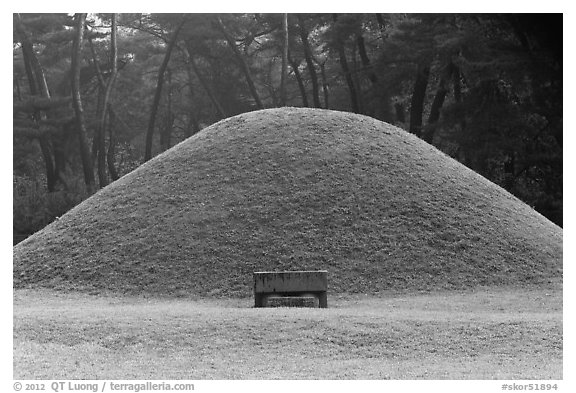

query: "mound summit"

left=14, top=108, right=562, bottom=296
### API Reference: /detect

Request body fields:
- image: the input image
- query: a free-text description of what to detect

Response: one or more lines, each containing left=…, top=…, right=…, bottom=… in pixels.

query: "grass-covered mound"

left=13, top=108, right=562, bottom=296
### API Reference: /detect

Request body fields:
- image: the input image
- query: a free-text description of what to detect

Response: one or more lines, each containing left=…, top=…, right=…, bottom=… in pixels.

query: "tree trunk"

left=107, top=104, right=119, bottom=181
left=452, top=65, right=467, bottom=135
left=14, top=14, right=39, bottom=96
left=265, top=59, right=279, bottom=107
left=183, top=61, right=201, bottom=138
left=92, top=85, right=105, bottom=164
left=38, top=137, right=57, bottom=192
left=19, top=49, right=57, bottom=192
left=71, top=13, right=96, bottom=194
left=453, top=65, right=462, bottom=103
left=279, top=13, right=289, bottom=106
left=351, top=43, right=364, bottom=114
left=503, top=151, right=515, bottom=189
left=332, top=14, right=360, bottom=113
left=160, top=113, right=174, bottom=152
left=15, top=13, right=59, bottom=191
left=375, top=13, right=386, bottom=39
left=424, top=62, right=454, bottom=143
left=105, top=14, right=119, bottom=182
left=356, top=34, right=377, bottom=84
left=14, top=77, right=23, bottom=101
left=160, top=69, right=173, bottom=152
left=52, top=125, right=69, bottom=187
left=395, top=103, right=405, bottom=123
left=357, top=30, right=390, bottom=118
left=216, top=16, right=264, bottom=109
left=183, top=44, right=227, bottom=119
left=409, top=62, right=430, bottom=137
left=319, top=61, right=329, bottom=108
left=186, top=109, right=201, bottom=138
left=288, top=54, right=308, bottom=107
left=88, top=35, right=106, bottom=169
left=27, top=41, right=51, bottom=99
left=94, top=13, right=119, bottom=187
left=144, top=19, right=186, bottom=162
left=297, top=14, right=321, bottom=108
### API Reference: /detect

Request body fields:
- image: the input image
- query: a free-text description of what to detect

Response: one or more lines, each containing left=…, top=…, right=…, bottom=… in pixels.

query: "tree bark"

left=332, top=14, right=360, bottom=113
left=453, top=65, right=462, bottom=103
left=185, top=109, right=201, bottom=138
left=297, top=14, right=321, bottom=108
left=88, top=36, right=106, bottom=87
left=88, top=35, right=106, bottom=166
left=15, top=13, right=58, bottom=191
left=409, top=62, right=430, bottom=137
left=159, top=69, right=173, bottom=152
left=38, top=137, right=57, bottom=192
left=279, top=13, right=289, bottom=106
left=107, top=104, right=119, bottom=181
left=14, top=14, right=39, bottom=96
left=351, top=43, right=364, bottom=114
left=216, top=16, right=264, bottom=109
left=160, top=113, right=174, bottom=152
left=93, top=13, right=119, bottom=187
left=395, top=103, right=406, bottom=123
left=265, top=59, right=279, bottom=107
left=182, top=44, right=227, bottom=119
left=319, top=61, right=329, bottom=108
left=183, top=60, right=201, bottom=138
left=452, top=64, right=467, bottom=135
left=356, top=34, right=377, bottom=84
left=375, top=13, right=386, bottom=38
left=105, top=14, right=119, bottom=182
left=26, top=35, right=51, bottom=99
left=424, top=62, right=454, bottom=143
left=71, top=13, right=96, bottom=193
left=357, top=31, right=390, bottom=118
left=503, top=151, right=515, bottom=189
left=144, top=18, right=186, bottom=162
left=92, top=84, right=105, bottom=164
left=288, top=54, right=308, bottom=107
left=52, top=126, right=69, bottom=185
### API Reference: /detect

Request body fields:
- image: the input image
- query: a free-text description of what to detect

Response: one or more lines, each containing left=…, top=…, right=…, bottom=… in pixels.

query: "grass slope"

left=13, top=108, right=562, bottom=296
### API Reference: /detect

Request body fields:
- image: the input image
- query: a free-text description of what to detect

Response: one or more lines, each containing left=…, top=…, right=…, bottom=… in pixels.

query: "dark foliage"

left=13, top=13, right=563, bottom=244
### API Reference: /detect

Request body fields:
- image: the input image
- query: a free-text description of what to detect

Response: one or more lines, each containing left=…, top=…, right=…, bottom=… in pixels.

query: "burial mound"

left=13, top=108, right=562, bottom=296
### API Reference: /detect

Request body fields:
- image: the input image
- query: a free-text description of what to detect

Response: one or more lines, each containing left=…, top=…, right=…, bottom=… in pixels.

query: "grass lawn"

left=13, top=285, right=562, bottom=379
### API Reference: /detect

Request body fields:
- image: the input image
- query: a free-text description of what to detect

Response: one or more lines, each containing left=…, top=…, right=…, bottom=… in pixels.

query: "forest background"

left=12, top=13, right=563, bottom=245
